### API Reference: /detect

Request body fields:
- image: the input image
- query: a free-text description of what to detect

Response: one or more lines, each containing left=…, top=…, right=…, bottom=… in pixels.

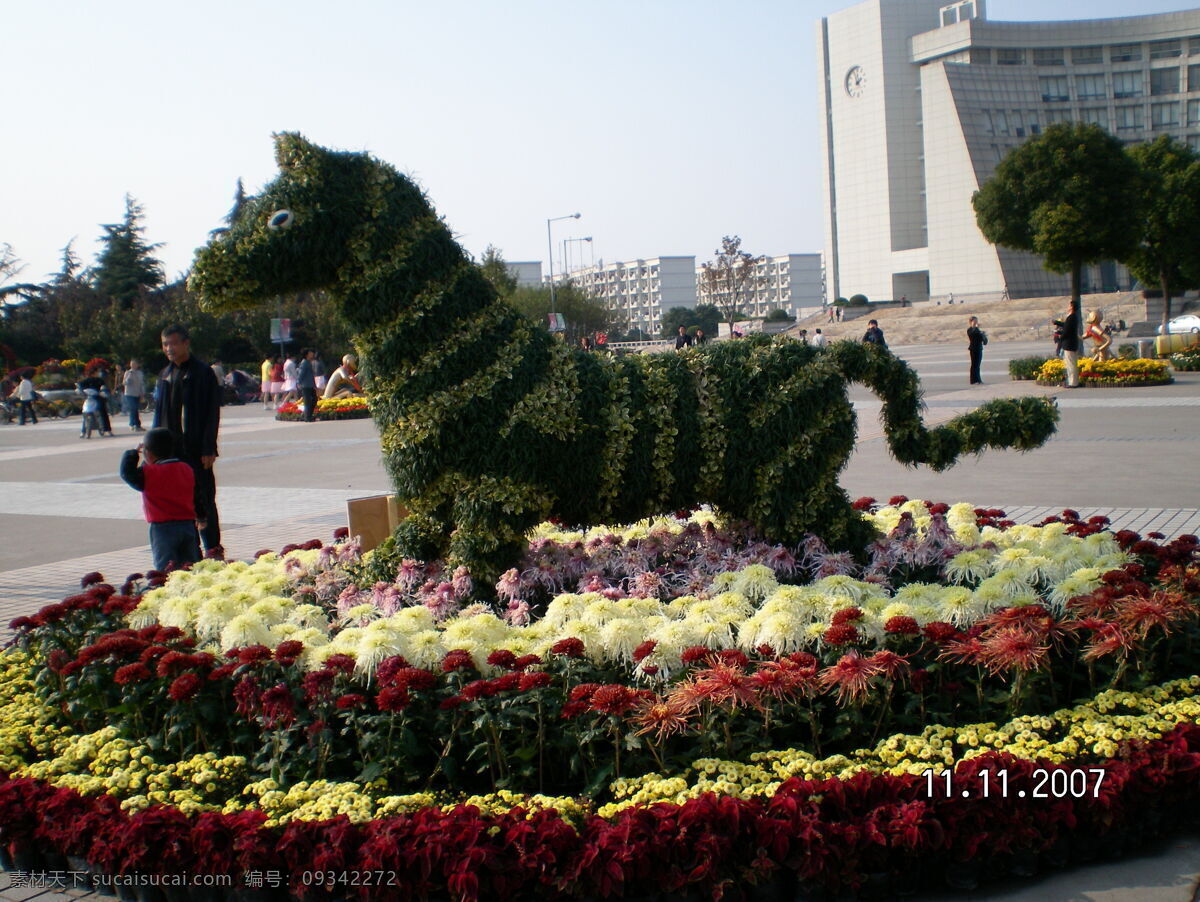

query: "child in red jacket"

left=120, top=427, right=201, bottom=571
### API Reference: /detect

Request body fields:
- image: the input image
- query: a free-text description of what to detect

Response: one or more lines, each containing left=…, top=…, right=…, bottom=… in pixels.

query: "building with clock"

left=817, top=0, right=1200, bottom=303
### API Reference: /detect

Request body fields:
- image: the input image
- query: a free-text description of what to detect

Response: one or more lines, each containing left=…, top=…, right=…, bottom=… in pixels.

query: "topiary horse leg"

left=445, top=476, right=553, bottom=591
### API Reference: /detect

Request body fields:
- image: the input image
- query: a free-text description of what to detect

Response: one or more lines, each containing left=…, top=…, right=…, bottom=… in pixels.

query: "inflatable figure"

left=191, top=134, right=1058, bottom=584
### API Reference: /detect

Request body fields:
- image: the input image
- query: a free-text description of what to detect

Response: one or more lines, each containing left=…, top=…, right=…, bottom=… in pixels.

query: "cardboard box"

left=346, top=494, right=408, bottom=552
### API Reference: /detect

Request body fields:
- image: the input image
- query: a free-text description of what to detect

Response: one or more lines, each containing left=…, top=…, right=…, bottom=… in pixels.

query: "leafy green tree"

left=972, top=123, right=1141, bottom=329
left=1124, top=136, right=1200, bottom=332
left=92, top=194, right=165, bottom=308
left=659, top=304, right=721, bottom=339
left=479, top=244, right=519, bottom=297
left=507, top=281, right=610, bottom=345
left=698, top=236, right=765, bottom=326
left=765, top=308, right=795, bottom=323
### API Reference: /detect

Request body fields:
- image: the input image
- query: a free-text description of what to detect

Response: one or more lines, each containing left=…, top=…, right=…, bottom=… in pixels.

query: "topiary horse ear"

left=273, top=132, right=322, bottom=171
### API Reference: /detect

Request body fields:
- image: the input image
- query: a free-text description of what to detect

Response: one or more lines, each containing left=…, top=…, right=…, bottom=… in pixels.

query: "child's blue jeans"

left=149, top=520, right=200, bottom=572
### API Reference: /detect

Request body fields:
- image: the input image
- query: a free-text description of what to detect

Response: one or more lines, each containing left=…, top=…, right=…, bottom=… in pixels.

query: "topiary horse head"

left=191, top=133, right=1057, bottom=586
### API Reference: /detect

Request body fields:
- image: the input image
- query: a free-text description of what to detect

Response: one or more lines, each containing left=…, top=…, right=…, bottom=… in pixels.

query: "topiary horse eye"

left=268, top=209, right=294, bottom=230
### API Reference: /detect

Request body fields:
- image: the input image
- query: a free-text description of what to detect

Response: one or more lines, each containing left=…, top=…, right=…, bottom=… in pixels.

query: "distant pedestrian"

left=153, top=324, right=222, bottom=554
left=123, top=359, right=146, bottom=431
left=10, top=372, right=38, bottom=425
left=211, top=359, right=226, bottom=384
left=862, top=319, right=887, bottom=349
left=313, top=352, right=327, bottom=392
left=281, top=352, right=299, bottom=406
left=78, top=381, right=102, bottom=438
left=812, top=328, right=827, bottom=349
left=967, top=316, right=987, bottom=384
left=579, top=335, right=593, bottom=351
left=1052, top=304, right=1081, bottom=388
left=79, top=372, right=113, bottom=436
left=297, top=348, right=318, bottom=422
left=260, top=356, right=274, bottom=408
left=674, top=325, right=693, bottom=350
left=827, top=306, right=836, bottom=323
left=694, top=328, right=708, bottom=346
left=269, top=357, right=285, bottom=407
left=120, top=426, right=200, bottom=572
left=836, top=306, right=843, bottom=322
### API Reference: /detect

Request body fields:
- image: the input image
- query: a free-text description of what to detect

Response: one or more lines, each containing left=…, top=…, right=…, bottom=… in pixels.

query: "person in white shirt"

left=123, top=359, right=146, bottom=431
left=9, top=374, right=38, bottom=425
left=280, top=352, right=299, bottom=406
left=812, top=329, right=827, bottom=349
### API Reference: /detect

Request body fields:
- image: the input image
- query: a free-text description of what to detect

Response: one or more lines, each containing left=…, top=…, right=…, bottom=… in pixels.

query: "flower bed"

left=2, top=501, right=1198, bottom=899
left=1036, top=357, right=1173, bottom=387
left=1008, top=356, right=1050, bottom=381
left=1170, top=347, right=1200, bottom=372
left=275, top=396, right=370, bottom=421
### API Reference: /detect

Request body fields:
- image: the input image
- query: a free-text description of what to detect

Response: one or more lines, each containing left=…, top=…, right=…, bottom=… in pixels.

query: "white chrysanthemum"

left=880, top=601, right=915, bottom=623
left=912, top=602, right=942, bottom=624
left=732, top=564, right=778, bottom=601
left=805, top=622, right=829, bottom=643
left=405, top=630, right=446, bottom=669
left=616, top=598, right=665, bottom=620
left=741, top=609, right=806, bottom=654
left=944, top=549, right=992, bottom=584
left=555, top=619, right=601, bottom=656
left=339, top=603, right=381, bottom=624
left=1092, top=553, right=1130, bottom=573
left=248, top=597, right=292, bottom=625
left=159, top=595, right=202, bottom=631
left=581, top=599, right=618, bottom=627
left=936, top=586, right=979, bottom=626
left=354, top=623, right=409, bottom=676
left=871, top=507, right=903, bottom=534
left=979, top=568, right=1035, bottom=600
left=194, top=596, right=243, bottom=640
left=600, top=618, right=645, bottom=663
left=899, top=499, right=933, bottom=528
left=701, top=593, right=754, bottom=622
left=971, top=581, right=1009, bottom=611
left=763, top=585, right=809, bottom=610
left=126, top=595, right=163, bottom=629
left=648, top=620, right=707, bottom=661
left=708, top=571, right=739, bottom=594
left=219, top=613, right=274, bottom=651
left=287, top=604, right=330, bottom=632
left=812, top=575, right=873, bottom=602
left=666, top=595, right=700, bottom=617
left=1005, top=590, right=1041, bottom=608
left=543, top=594, right=586, bottom=629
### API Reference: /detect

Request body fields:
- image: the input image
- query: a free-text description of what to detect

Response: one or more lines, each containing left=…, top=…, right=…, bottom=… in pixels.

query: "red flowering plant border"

left=2, top=724, right=1200, bottom=899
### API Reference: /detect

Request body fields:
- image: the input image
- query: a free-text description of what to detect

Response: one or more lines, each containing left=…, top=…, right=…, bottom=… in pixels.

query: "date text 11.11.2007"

left=921, top=766, right=1107, bottom=799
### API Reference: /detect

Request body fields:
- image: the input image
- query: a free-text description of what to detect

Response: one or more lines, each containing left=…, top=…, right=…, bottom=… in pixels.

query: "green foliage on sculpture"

left=189, top=134, right=1059, bottom=586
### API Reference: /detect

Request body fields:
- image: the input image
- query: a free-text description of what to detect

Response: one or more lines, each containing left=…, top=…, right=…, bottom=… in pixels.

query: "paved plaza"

left=1, top=338, right=1198, bottom=902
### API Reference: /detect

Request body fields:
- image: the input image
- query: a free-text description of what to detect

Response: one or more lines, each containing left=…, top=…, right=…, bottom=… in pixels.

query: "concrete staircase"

left=789, top=292, right=1146, bottom=346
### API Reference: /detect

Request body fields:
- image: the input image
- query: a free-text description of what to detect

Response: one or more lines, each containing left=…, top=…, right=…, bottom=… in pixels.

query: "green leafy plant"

left=1008, top=356, right=1050, bottom=380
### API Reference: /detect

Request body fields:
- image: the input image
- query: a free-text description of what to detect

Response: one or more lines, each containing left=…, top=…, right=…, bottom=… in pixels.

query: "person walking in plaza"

left=861, top=319, right=887, bottom=349
left=9, top=372, right=38, bottom=425
left=812, top=328, right=827, bottom=349
left=78, top=371, right=113, bottom=436
left=967, top=316, right=987, bottom=384
left=1053, top=304, right=1081, bottom=388
left=281, top=351, right=299, bottom=407
left=260, top=355, right=274, bottom=408
left=153, top=324, right=222, bottom=554
left=313, top=352, right=327, bottom=393
left=120, top=426, right=200, bottom=572
left=122, top=359, right=146, bottom=431
left=297, top=348, right=318, bottom=422
left=269, top=356, right=284, bottom=408
left=674, top=325, right=693, bottom=350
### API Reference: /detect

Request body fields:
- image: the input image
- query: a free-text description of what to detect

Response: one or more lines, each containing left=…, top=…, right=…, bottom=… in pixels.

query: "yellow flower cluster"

left=597, top=675, right=1200, bottom=817
left=316, top=396, right=368, bottom=412
left=1037, top=357, right=1171, bottom=382
left=0, top=651, right=71, bottom=771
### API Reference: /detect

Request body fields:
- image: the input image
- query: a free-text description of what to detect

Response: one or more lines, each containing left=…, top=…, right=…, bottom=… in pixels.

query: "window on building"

left=1081, top=108, right=1108, bottom=128
left=1113, top=71, right=1143, bottom=98
left=1115, top=105, right=1144, bottom=130
left=1076, top=74, right=1106, bottom=99
left=1151, top=67, right=1180, bottom=95
left=1072, top=46, right=1104, bottom=64
left=994, top=109, right=1010, bottom=134
left=942, top=8, right=956, bottom=26
left=1110, top=44, right=1142, bottom=63
left=1150, top=39, right=1182, bottom=59
left=1044, top=108, right=1072, bottom=124
left=1039, top=75, right=1069, bottom=102
left=970, top=48, right=991, bottom=64
left=1188, top=135, right=1200, bottom=151
left=1189, top=64, right=1200, bottom=91
left=1188, top=99, right=1200, bottom=125
left=996, top=48, right=1024, bottom=65
left=1152, top=102, right=1180, bottom=128
left=1191, top=37, right=1200, bottom=55
left=1033, top=48, right=1065, bottom=66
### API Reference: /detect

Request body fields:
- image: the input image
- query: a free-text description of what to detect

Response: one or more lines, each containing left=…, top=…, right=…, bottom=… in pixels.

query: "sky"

left=3, top=0, right=1198, bottom=286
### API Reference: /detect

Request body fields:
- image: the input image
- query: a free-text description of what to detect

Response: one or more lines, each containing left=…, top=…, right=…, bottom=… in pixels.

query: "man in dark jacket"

left=297, top=348, right=318, bottom=422
left=861, top=319, right=887, bottom=348
left=1052, top=305, right=1081, bottom=388
left=967, top=316, right=987, bottom=384
left=153, top=324, right=222, bottom=554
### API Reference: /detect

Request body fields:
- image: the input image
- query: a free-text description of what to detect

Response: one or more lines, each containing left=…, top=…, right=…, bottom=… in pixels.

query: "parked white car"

left=1157, top=314, right=1200, bottom=334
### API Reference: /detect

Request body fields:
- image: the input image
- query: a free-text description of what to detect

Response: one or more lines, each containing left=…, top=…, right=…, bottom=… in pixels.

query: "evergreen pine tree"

left=93, top=194, right=164, bottom=307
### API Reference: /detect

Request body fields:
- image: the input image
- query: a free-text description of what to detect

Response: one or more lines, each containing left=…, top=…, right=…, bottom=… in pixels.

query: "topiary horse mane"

left=190, top=133, right=1057, bottom=585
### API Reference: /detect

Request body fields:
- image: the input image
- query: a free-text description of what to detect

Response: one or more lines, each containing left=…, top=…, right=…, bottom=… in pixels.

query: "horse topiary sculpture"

left=190, top=134, right=1057, bottom=585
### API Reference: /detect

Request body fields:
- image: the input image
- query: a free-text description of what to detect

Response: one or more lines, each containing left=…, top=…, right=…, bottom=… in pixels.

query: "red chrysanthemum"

left=590, top=684, right=638, bottom=716
left=822, top=623, right=860, bottom=646
left=884, top=616, right=920, bottom=636
left=168, top=673, right=204, bottom=702
left=818, top=652, right=883, bottom=705
left=978, top=626, right=1049, bottom=675
left=549, top=638, right=586, bottom=658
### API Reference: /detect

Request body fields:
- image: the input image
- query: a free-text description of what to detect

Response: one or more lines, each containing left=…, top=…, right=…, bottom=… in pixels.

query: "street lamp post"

left=546, top=212, right=581, bottom=315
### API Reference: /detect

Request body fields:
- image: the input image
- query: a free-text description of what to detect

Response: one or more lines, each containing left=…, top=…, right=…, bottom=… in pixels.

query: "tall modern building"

left=818, top=0, right=1200, bottom=302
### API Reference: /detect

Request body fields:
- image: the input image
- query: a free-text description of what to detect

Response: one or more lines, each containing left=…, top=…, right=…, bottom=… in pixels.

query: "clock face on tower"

left=845, top=66, right=866, bottom=98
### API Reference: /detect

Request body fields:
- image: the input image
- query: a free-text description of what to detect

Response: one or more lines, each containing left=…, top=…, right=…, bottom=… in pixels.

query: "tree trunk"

left=1160, top=272, right=1173, bottom=334
left=1070, top=261, right=1082, bottom=338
